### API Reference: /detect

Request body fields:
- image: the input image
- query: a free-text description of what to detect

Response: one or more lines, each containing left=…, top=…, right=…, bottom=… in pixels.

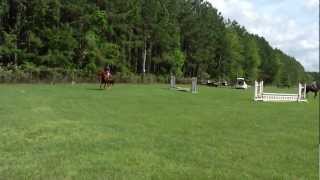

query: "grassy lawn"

left=0, top=84, right=318, bottom=179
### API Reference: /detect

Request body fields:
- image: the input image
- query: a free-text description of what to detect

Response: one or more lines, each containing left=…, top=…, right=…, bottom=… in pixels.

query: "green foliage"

left=27, top=31, right=44, bottom=53
left=84, top=31, right=120, bottom=69
left=45, top=26, right=77, bottom=52
left=243, top=37, right=260, bottom=82
left=88, top=10, right=108, bottom=34
left=0, top=0, right=8, bottom=19
left=0, top=32, right=19, bottom=55
left=225, top=28, right=244, bottom=79
left=306, top=72, right=320, bottom=83
left=41, top=49, right=72, bottom=67
left=0, top=0, right=309, bottom=85
left=166, top=49, right=185, bottom=77
left=84, top=62, right=97, bottom=73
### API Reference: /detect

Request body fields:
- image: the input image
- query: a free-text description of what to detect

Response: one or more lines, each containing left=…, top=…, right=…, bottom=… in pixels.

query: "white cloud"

left=207, top=0, right=319, bottom=72
left=304, top=0, right=319, bottom=9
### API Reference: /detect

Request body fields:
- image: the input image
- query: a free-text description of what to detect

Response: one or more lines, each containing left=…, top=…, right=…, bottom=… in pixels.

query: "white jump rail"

left=254, top=81, right=307, bottom=102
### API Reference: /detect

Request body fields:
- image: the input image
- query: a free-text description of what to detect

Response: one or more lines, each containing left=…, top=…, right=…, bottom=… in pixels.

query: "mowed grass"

left=0, top=84, right=318, bottom=180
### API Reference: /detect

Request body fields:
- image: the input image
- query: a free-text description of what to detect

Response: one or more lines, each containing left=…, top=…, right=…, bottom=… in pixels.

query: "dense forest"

left=0, top=0, right=315, bottom=85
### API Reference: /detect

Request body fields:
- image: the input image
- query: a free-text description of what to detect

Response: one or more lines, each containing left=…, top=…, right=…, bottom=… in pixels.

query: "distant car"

left=202, top=80, right=228, bottom=87
left=220, top=80, right=228, bottom=86
left=235, top=78, right=248, bottom=89
left=201, top=80, right=210, bottom=85
left=206, top=80, right=219, bottom=87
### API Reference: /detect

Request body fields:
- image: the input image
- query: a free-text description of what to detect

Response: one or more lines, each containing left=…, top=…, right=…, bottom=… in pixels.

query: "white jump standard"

left=170, top=76, right=176, bottom=89
left=254, top=81, right=307, bottom=102
left=191, top=77, right=198, bottom=93
left=170, top=76, right=198, bottom=94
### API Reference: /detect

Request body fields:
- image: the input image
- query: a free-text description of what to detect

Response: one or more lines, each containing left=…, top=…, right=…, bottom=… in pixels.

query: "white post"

left=303, top=84, right=307, bottom=100
left=254, top=81, right=258, bottom=101
left=298, top=83, right=302, bottom=102
left=254, top=81, right=264, bottom=101
left=298, top=83, right=307, bottom=102
left=261, top=81, right=264, bottom=97
left=170, top=76, right=176, bottom=89
left=191, top=77, right=198, bottom=94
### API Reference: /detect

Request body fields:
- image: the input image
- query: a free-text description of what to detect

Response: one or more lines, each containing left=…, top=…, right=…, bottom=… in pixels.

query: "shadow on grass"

left=87, top=88, right=105, bottom=91
left=166, top=87, right=192, bottom=93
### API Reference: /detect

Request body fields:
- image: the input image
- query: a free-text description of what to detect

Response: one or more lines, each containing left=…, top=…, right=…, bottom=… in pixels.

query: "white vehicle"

left=235, top=78, right=248, bottom=89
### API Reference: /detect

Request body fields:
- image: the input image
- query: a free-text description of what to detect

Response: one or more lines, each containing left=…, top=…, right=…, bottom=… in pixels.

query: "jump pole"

left=170, top=76, right=198, bottom=93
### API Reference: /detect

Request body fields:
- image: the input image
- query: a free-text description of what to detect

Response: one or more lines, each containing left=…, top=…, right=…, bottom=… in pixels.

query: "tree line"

left=0, top=0, right=314, bottom=85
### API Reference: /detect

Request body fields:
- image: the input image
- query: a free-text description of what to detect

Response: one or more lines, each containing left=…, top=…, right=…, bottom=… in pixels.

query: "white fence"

left=254, top=81, right=307, bottom=102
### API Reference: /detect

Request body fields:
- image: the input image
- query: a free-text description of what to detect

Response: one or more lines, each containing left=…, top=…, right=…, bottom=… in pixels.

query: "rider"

left=311, top=81, right=317, bottom=89
left=104, top=66, right=112, bottom=79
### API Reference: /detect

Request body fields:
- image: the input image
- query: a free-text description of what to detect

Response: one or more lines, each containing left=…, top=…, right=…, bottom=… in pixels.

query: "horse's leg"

left=315, top=91, right=318, bottom=99
left=105, top=79, right=110, bottom=89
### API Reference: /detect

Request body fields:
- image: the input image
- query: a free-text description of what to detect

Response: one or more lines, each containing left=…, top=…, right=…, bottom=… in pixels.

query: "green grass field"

left=0, top=84, right=318, bottom=179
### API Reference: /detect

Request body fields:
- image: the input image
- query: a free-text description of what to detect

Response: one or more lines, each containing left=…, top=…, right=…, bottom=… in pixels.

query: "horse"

left=306, top=83, right=319, bottom=98
left=99, top=70, right=114, bottom=89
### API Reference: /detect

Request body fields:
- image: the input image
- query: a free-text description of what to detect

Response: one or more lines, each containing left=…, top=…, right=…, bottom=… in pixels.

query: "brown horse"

left=99, top=70, right=114, bottom=89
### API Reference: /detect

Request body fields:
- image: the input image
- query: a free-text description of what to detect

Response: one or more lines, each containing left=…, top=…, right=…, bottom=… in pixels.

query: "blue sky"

left=207, top=0, right=319, bottom=72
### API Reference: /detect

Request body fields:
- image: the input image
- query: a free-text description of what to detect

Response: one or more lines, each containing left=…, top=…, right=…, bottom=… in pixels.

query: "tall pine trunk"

left=142, top=37, right=147, bottom=75
left=147, top=42, right=152, bottom=73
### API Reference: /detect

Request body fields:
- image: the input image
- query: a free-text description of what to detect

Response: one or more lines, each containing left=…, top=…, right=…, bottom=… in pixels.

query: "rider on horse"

left=306, top=81, right=319, bottom=98
left=99, top=66, right=113, bottom=89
